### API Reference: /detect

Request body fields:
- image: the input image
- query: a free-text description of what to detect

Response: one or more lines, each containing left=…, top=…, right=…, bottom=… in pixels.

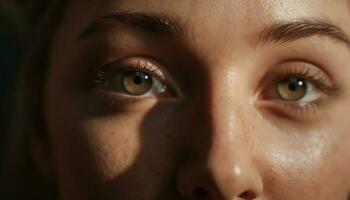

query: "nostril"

left=239, top=191, right=257, bottom=199
left=192, top=187, right=210, bottom=199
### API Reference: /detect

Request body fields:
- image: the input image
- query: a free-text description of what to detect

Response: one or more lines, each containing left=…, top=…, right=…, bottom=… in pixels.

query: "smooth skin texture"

left=42, top=0, right=350, bottom=199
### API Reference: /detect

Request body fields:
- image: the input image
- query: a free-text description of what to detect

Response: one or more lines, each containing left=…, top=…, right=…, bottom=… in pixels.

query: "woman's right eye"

left=96, top=57, right=176, bottom=99
left=106, top=69, right=167, bottom=97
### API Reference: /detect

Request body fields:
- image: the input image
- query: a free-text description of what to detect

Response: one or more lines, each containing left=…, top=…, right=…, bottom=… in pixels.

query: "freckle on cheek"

left=86, top=127, right=142, bottom=180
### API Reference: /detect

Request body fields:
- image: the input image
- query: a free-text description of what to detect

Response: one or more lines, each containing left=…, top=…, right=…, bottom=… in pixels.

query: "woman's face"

left=44, top=0, right=350, bottom=199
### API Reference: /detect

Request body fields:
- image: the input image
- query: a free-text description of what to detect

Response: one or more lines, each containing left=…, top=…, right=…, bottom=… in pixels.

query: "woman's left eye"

left=106, top=69, right=167, bottom=97
left=276, top=77, right=320, bottom=103
left=258, top=62, right=342, bottom=119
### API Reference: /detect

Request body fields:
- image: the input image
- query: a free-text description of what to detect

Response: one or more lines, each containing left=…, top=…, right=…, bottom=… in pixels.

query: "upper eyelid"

left=131, top=58, right=167, bottom=81
left=278, top=68, right=329, bottom=91
left=99, top=57, right=185, bottom=98
left=277, top=63, right=341, bottom=96
left=256, top=61, right=338, bottom=98
left=99, top=57, right=167, bottom=81
left=267, top=62, right=331, bottom=84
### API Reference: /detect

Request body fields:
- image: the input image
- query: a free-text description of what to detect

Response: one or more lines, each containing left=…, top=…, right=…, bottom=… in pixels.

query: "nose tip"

left=176, top=82, right=263, bottom=199
left=208, top=161, right=262, bottom=200
left=177, top=156, right=263, bottom=200
left=176, top=130, right=263, bottom=200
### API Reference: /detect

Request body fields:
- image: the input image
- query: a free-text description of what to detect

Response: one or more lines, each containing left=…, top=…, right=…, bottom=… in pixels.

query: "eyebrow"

left=257, top=19, right=350, bottom=48
left=79, top=12, right=350, bottom=49
left=79, top=11, right=184, bottom=39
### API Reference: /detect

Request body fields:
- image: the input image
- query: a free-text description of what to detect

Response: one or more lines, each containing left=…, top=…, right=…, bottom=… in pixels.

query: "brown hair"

left=1, top=1, right=67, bottom=199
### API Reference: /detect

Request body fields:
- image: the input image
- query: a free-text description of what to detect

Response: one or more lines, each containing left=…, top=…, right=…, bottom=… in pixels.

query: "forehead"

left=57, top=0, right=350, bottom=66
left=68, top=0, right=350, bottom=34
left=95, top=0, right=350, bottom=17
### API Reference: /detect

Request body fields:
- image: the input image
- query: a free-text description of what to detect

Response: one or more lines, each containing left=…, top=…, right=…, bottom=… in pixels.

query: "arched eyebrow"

left=78, top=11, right=185, bottom=39
left=256, top=19, right=350, bottom=48
left=79, top=12, right=350, bottom=50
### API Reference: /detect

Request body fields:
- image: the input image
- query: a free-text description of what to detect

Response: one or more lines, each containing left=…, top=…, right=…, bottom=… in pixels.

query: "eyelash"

left=94, top=58, right=166, bottom=85
left=264, top=64, right=340, bottom=118
left=278, top=65, right=338, bottom=95
left=92, top=58, right=169, bottom=108
left=92, top=59, right=340, bottom=119
left=264, top=99, right=322, bottom=120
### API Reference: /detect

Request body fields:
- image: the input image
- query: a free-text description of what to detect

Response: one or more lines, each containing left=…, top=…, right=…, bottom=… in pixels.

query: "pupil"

left=132, top=72, right=149, bottom=85
left=288, top=78, right=300, bottom=91
left=133, top=75, right=143, bottom=85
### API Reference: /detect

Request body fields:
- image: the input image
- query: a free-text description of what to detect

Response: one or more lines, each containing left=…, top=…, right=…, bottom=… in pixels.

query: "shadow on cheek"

left=98, top=102, right=211, bottom=199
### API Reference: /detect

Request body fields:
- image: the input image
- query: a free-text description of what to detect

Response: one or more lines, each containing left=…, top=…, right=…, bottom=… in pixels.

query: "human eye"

left=275, top=77, right=319, bottom=103
left=93, top=57, right=178, bottom=108
left=110, top=69, right=166, bottom=96
left=258, top=61, right=341, bottom=120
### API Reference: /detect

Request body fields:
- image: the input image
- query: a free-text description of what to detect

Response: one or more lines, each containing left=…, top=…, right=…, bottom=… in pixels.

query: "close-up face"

left=43, top=0, right=350, bottom=199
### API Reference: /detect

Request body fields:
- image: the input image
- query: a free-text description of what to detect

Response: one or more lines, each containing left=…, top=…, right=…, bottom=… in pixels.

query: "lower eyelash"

left=264, top=99, right=327, bottom=121
left=282, top=101, right=319, bottom=117
left=92, top=87, right=155, bottom=112
left=265, top=67, right=329, bottom=119
left=261, top=99, right=324, bottom=122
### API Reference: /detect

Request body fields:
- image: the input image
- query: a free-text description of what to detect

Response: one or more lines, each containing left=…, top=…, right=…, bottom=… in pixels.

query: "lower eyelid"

left=256, top=100, right=323, bottom=121
left=94, top=88, right=158, bottom=112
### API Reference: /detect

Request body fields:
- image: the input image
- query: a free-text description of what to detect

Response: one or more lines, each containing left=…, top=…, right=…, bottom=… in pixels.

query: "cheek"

left=78, top=113, right=183, bottom=199
left=261, top=127, right=350, bottom=199
left=81, top=117, right=144, bottom=180
left=46, top=107, right=145, bottom=198
left=46, top=88, right=183, bottom=199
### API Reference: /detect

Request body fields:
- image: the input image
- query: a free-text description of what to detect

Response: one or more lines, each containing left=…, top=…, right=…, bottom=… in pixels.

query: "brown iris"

left=121, top=70, right=153, bottom=95
left=276, top=77, right=308, bottom=101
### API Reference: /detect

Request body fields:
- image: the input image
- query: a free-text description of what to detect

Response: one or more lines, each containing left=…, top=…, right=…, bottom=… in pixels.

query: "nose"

left=176, top=87, right=263, bottom=200
left=177, top=135, right=263, bottom=200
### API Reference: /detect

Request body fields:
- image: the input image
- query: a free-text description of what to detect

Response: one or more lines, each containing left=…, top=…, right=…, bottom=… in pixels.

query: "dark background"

left=0, top=0, right=28, bottom=168
left=0, top=0, right=52, bottom=169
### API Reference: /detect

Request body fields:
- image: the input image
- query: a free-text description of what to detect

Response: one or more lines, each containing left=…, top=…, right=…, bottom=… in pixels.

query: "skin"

left=41, top=0, right=350, bottom=199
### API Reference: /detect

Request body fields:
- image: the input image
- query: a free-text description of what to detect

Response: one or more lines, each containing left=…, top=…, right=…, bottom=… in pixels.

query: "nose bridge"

left=205, top=60, right=250, bottom=160
left=207, top=79, right=247, bottom=176
left=177, top=66, right=263, bottom=200
left=206, top=72, right=259, bottom=199
left=176, top=49, right=264, bottom=198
